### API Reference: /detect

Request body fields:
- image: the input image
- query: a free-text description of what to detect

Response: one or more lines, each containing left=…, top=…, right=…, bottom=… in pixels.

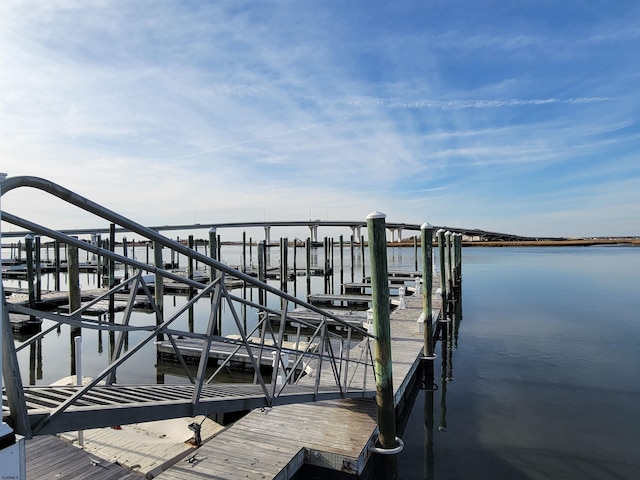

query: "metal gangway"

left=1, top=176, right=376, bottom=438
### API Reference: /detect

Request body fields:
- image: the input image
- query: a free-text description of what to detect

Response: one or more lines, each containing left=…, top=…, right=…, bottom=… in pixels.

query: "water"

left=395, top=246, right=640, bottom=480
left=7, top=243, right=640, bottom=478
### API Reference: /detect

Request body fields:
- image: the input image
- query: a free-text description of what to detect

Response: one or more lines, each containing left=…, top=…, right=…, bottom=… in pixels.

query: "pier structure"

left=1, top=214, right=539, bottom=246
left=2, top=175, right=464, bottom=479
left=1, top=176, right=377, bottom=441
left=155, top=212, right=458, bottom=479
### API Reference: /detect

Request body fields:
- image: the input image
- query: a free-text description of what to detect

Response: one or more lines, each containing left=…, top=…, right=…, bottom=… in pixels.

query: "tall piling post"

left=305, top=238, right=311, bottom=296
left=339, top=235, right=344, bottom=294
left=350, top=235, right=355, bottom=282
left=153, top=241, right=164, bottom=320
left=24, top=235, right=36, bottom=313
left=208, top=227, right=217, bottom=281
left=444, top=231, right=453, bottom=301
left=437, top=229, right=447, bottom=312
left=421, top=223, right=435, bottom=358
left=188, top=235, right=195, bottom=297
left=122, top=237, right=129, bottom=281
left=258, top=240, right=266, bottom=305
left=455, top=233, right=463, bottom=286
left=34, top=235, right=42, bottom=303
left=54, top=239, right=61, bottom=291
left=360, top=235, right=366, bottom=280
left=108, top=224, right=116, bottom=322
left=366, top=211, right=399, bottom=452
left=242, top=231, right=247, bottom=273
left=68, top=243, right=81, bottom=375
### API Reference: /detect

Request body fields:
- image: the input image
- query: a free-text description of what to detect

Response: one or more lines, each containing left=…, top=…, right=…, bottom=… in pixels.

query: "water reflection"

left=403, top=283, right=463, bottom=480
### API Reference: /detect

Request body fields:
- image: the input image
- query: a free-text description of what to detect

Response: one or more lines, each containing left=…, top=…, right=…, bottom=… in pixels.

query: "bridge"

left=1, top=176, right=377, bottom=439
left=0, top=180, right=538, bottom=243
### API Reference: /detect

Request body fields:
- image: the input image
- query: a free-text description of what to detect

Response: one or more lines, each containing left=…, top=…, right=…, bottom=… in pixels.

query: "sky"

left=1, top=0, right=639, bottom=239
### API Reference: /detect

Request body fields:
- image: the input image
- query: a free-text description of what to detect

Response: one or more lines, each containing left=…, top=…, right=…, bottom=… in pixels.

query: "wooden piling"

left=360, top=235, right=366, bottom=281
left=122, top=237, right=129, bottom=281
left=455, top=233, right=462, bottom=285
left=339, top=235, right=344, bottom=294
left=96, top=235, right=102, bottom=288
left=208, top=227, right=217, bottom=282
left=421, top=223, right=435, bottom=358
left=34, top=235, right=42, bottom=303
left=241, top=231, right=246, bottom=272
left=437, top=229, right=447, bottom=305
left=350, top=235, right=355, bottom=277
left=67, top=243, right=81, bottom=315
left=366, top=211, right=397, bottom=451
left=258, top=240, right=265, bottom=283
left=154, top=241, right=164, bottom=319
left=24, top=235, right=36, bottom=311
left=68, top=242, right=81, bottom=376
left=54, top=240, right=61, bottom=291
left=280, top=237, right=288, bottom=291
left=188, top=235, right=195, bottom=297
left=108, top=224, right=116, bottom=321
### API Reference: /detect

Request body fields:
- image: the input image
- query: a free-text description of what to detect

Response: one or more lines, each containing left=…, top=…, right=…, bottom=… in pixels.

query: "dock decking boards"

left=25, top=435, right=140, bottom=480
left=156, top=285, right=441, bottom=480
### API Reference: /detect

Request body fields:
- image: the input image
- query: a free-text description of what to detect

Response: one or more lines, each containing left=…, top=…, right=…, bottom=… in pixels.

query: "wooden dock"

left=25, top=435, right=140, bottom=480
left=155, top=337, right=318, bottom=369
left=155, top=284, right=441, bottom=480
left=58, top=416, right=225, bottom=477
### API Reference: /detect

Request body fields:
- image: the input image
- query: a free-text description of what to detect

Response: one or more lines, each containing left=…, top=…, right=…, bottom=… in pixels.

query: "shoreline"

left=459, top=238, right=640, bottom=247
left=388, top=238, right=640, bottom=248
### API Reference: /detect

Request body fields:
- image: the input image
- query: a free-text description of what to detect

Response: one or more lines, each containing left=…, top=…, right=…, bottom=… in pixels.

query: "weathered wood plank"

left=25, top=435, right=139, bottom=479
left=156, top=285, right=440, bottom=480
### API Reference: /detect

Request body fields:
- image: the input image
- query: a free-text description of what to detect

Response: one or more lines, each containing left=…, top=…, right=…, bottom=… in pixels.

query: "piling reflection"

left=28, top=339, right=42, bottom=385
left=422, top=359, right=435, bottom=480
left=421, top=282, right=462, bottom=480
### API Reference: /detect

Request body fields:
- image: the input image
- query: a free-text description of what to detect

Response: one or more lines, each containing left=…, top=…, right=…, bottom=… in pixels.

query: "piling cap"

left=421, top=222, right=433, bottom=230
left=366, top=211, right=386, bottom=219
left=208, top=227, right=217, bottom=233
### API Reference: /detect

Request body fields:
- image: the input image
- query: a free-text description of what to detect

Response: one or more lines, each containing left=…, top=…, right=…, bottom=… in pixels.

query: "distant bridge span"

left=2, top=217, right=537, bottom=243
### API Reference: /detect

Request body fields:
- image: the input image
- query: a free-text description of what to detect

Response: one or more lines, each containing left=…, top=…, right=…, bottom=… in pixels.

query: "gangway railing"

left=1, top=176, right=376, bottom=438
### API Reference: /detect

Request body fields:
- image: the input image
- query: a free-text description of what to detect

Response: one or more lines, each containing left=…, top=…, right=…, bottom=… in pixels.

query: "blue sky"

left=1, top=0, right=639, bottom=238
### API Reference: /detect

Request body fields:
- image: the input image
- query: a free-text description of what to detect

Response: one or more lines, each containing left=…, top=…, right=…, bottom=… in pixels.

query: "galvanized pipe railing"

left=1, top=176, right=376, bottom=436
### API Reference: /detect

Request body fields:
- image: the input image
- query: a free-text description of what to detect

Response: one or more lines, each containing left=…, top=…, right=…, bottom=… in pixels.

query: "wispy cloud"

left=1, top=1, right=639, bottom=237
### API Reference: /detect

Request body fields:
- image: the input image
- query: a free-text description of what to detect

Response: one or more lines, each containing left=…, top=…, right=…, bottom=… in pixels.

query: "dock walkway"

left=156, top=285, right=441, bottom=479
left=25, top=435, right=140, bottom=480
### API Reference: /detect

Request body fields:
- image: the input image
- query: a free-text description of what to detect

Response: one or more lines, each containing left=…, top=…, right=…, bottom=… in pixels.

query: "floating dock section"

left=156, top=285, right=441, bottom=479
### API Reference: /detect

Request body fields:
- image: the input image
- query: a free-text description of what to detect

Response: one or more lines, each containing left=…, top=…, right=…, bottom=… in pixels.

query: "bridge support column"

left=350, top=226, right=362, bottom=242
left=309, top=225, right=319, bottom=243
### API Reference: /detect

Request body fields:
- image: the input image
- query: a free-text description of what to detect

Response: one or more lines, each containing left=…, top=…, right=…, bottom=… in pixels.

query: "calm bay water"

left=395, top=246, right=640, bottom=480
left=7, top=243, right=640, bottom=478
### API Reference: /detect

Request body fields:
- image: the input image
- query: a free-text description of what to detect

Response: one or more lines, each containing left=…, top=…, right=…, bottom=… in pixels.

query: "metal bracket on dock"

left=368, top=436, right=404, bottom=455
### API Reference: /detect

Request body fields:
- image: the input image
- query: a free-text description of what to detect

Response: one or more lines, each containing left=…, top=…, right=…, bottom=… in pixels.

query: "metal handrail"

left=1, top=175, right=376, bottom=437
